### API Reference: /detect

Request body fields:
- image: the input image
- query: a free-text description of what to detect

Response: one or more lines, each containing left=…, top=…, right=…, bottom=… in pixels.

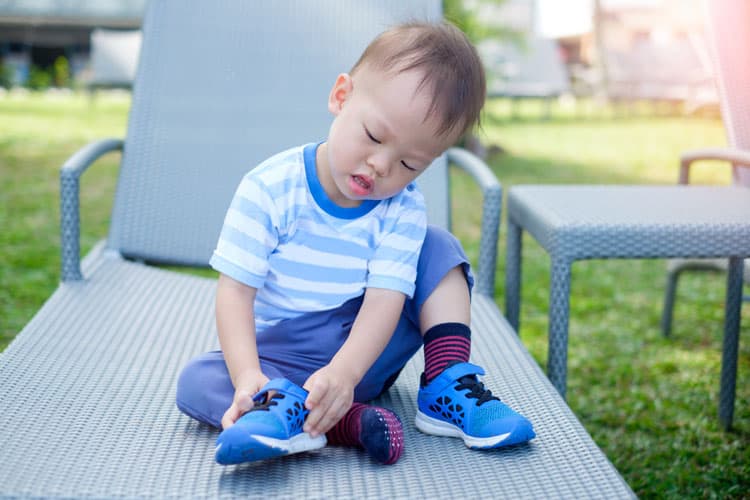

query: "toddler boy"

left=177, top=21, right=534, bottom=466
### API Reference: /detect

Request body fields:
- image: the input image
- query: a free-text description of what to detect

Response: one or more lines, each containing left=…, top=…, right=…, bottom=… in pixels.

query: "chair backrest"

left=107, top=0, right=447, bottom=267
left=705, top=0, right=750, bottom=187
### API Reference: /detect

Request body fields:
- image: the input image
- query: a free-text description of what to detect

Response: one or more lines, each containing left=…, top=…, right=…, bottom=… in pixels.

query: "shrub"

left=26, top=65, right=51, bottom=90
left=53, top=56, right=70, bottom=88
left=0, top=61, right=13, bottom=88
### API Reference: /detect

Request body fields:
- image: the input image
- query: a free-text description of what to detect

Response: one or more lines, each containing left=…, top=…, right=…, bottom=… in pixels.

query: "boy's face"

left=317, top=65, right=456, bottom=208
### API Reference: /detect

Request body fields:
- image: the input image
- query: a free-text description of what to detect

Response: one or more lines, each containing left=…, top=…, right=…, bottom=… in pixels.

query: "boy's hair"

left=350, top=21, right=486, bottom=139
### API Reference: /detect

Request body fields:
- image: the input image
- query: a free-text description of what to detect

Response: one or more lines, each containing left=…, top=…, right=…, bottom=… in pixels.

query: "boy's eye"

left=401, top=160, right=417, bottom=172
left=364, top=127, right=381, bottom=144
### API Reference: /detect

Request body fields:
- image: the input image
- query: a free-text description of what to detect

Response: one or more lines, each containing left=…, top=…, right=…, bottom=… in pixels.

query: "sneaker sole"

left=215, top=432, right=326, bottom=464
left=415, top=410, right=521, bottom=450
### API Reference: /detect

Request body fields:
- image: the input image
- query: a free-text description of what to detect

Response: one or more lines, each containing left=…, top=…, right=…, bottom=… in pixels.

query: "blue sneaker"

left=215, top=378, right=326, bottom=465
left=416, top=362, right=535, bottom=449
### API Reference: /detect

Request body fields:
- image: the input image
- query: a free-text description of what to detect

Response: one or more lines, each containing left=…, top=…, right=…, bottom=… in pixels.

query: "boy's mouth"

left=350, top=174, right=373, bottom=195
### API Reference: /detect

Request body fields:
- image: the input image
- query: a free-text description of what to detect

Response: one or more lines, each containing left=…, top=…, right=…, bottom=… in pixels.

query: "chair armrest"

left=679, top=147, right=750, bottom=184
left=446, top=147, right=502, bottom=297
left=60, top=138, right=124, bottom=282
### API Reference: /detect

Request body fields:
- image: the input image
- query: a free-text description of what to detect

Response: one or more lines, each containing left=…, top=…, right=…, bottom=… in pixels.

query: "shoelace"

left=250, top=392, right=286, bottom=412
left=455, top=375, right=499, bottom=406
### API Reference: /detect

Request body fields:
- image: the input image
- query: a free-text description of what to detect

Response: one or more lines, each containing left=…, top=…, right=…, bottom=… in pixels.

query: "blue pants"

left=176, top=225, right=473, bottom=428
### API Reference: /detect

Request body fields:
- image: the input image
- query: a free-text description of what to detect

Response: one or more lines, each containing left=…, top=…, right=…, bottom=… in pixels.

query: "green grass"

left=1, top=93, right=748, bottom=498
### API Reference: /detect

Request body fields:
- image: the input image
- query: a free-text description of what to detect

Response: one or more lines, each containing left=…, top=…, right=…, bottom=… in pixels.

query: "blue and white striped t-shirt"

left=210, top=143, right=427, bottom=333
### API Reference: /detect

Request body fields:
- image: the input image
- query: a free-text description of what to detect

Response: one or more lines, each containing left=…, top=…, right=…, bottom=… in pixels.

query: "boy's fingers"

left=304, top=410, right=320, bottom=435
left=303, top=377, right=329, bottom=409
left=304, top=396, right=329, bottom=433
left=221, top=391, right=256, bottom=429
left=305, top=393, right=348, bottom=436
left=303, top=385, right=334, bottom=435
left=236, top=391, right=254, bottom=412
left=314, top=402, right=348, bottom=435
left=221, top=404, right=239, bottom=430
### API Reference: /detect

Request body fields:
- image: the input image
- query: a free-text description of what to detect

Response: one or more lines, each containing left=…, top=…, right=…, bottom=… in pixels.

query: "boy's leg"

left=420, top=267, right=472, bottom=383
left=406, top=224, right=473, bottom=381
left=176, top=304, right=407, bottom=464
left=176, top=351, right=237, bottom=428
left=176, top=351, right=283, bottom=428
left=357, top=226, right=474, bottom=399
left=410, top=226, right=536, bottom=449
left=176, top=296, right=365, bottom=428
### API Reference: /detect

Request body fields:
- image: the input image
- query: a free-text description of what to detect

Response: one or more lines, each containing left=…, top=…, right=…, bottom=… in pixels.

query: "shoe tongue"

left=252, top=392, right=284, bottom=411
left=457, top=376, right=500, bottom=406
left=444, top=360, right=478, bottom=383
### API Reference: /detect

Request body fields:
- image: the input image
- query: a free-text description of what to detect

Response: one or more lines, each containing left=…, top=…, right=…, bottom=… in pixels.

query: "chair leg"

left=505, top=219, right=523, bottom=332
left=719, top=257, right=744, bottom=431
left=660, top=266, right=682, bottom=337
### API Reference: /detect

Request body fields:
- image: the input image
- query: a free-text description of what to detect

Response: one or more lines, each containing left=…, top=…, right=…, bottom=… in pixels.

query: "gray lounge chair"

left=660, top=0, right=750, bottom=340
left=0, top=1, right=633, bottom=497
left=659, top=0, right=749, bottom=430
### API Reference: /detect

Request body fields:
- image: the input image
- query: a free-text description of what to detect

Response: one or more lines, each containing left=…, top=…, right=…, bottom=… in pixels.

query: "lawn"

left=1, top=92, right=748, bottom=498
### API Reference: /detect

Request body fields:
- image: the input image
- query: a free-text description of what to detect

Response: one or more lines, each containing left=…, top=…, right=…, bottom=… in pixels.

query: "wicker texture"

left=505, top=185, right=750, bottom=425
left=447, top=148, right=502, bottom=297
left=60, top=139, right=123, bottom=281
left=0, top=246, right=633, bottom=499
left=508, top=186, right=750, bottom=260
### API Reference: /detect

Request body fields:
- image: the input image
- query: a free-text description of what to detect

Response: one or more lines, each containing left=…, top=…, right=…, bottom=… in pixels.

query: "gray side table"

left=505, top=185, right=750, bottom=429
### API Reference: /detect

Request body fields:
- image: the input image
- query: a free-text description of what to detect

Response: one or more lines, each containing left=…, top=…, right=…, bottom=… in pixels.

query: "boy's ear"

left=328, top=73, right=353, bottom=115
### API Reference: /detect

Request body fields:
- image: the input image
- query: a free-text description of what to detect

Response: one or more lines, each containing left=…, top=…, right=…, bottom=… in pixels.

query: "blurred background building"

left=476, top=0, right=713, bottom=113
left=0, top=0, right=145, bottom=88
left=0, top=0, right=715, bottom=112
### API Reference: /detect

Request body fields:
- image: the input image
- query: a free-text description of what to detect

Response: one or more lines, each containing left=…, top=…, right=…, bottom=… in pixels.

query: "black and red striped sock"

left=325, top=402, right=404, bottom=465
left=422, top=322, right=471, bottom=384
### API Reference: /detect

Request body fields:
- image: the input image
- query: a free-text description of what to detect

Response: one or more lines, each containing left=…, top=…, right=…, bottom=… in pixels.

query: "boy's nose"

left=368, top=154, right=391, bottom=177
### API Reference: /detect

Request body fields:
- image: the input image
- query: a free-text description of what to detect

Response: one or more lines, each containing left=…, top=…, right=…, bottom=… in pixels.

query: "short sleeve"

left=366, top=187, right=427, bottom=297
left=209, top=173, right=279, bottom=288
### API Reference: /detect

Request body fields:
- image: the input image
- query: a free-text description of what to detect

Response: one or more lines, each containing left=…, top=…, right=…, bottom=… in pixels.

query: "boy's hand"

left=221, top=370, right=270, bottom=430
left=303, top=364, right=356, bottom=437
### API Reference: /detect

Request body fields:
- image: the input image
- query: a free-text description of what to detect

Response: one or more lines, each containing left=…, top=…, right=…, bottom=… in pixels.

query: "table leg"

left=660, top=265, right=681, bottom=337
left=548, top=257, right=572, bottom=399
left=719, top=256, right=744, bottom=430
left=505, top=218, right=523, bottom=332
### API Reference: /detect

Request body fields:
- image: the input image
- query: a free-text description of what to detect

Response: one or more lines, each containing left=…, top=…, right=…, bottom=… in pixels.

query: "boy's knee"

left=409, top=226, right=473, bottom=320
left=418, top=225, right=472, bottom=285
left=421, top=226, right=469, bottom=278
left=176, top=356, right=203, bottom=404
left=175, top=356, right=208, bottom=416
left=422, top=225, right=461, bottom=257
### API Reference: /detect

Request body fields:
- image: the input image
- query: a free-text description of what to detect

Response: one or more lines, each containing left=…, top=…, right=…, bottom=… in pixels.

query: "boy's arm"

left=303, top=286, right=405, bottom=436
left=215, top=273, right=269, bottom=429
